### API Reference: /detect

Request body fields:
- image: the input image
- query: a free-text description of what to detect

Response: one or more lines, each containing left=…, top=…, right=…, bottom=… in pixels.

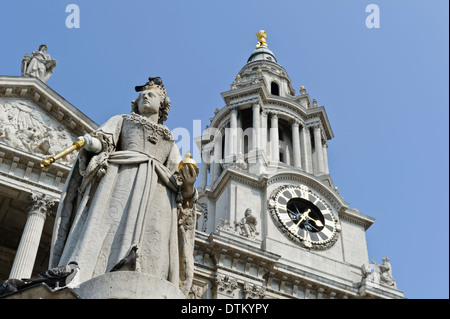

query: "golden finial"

left=300, top=85, right=306, bottom=95
left=256, top=30, right=268, bottom=48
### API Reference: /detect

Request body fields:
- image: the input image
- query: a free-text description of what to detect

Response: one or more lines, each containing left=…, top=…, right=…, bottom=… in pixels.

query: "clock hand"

left=305, top=220, right=320, bottom=232
left=305, top=214, right=324, bottom=227
left=297, top=209, right=310, bottom=225
left=295, top=205, right=302, bottom=216
left=287, top=208, right=300, bottom=221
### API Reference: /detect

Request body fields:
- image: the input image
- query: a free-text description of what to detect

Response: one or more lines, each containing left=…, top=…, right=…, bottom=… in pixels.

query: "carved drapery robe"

left=49, top=112, right=196, bottom=294
left=21, top=50, right=57, bottom=82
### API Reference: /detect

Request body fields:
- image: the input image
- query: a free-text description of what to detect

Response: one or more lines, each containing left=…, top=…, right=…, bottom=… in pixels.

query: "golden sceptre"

left=40, top=140, right=85, bottom=168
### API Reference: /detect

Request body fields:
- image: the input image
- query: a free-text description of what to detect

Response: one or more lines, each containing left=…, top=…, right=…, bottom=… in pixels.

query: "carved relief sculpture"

left=49, top=77, right=198, bottom=296
left=215, top=274, right=238, bottom=297
left=236, top=208, right=259, bottom=239
left=243, top=282, right=266, bottom=299
left=0, top=100, right=77, bottom=166
left=360, top=257, right=397, bottom=288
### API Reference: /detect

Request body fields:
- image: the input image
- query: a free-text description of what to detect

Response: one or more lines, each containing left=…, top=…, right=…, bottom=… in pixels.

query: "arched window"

left=271, top=82, right=280, bottom=96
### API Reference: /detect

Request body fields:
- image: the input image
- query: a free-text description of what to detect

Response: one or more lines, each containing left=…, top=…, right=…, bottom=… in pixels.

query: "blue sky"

left=0, top=0, right=448, bottom=299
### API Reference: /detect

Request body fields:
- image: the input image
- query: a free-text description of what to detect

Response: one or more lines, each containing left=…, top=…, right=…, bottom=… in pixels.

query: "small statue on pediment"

left=21, top=44, right=57, bottom=82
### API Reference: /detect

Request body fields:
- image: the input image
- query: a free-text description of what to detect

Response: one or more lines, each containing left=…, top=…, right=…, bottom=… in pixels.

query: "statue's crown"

left=135, top=76, right=167, bottom=95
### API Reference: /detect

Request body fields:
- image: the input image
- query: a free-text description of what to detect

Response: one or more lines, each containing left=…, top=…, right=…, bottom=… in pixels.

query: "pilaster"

left=313, top=123, right=325, bottom=174
left=269, top=112, right=279, bottom=163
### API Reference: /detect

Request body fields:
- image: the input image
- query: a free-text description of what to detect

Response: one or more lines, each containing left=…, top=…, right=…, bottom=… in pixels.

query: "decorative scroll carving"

left=216, top=219, right=235, bottom=233
left=196, top=202, right=208, bottom=232
left=243, top=282, right=266, bottom=299
left=214, top=274, right=238, bottom=297
left=27, top=192, right=57, bottom=218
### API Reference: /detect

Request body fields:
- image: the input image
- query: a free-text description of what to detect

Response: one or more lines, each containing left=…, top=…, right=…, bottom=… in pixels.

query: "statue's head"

left=39, top=44, right=48, bottom=51
left=131, top=77, right=171, bottom=124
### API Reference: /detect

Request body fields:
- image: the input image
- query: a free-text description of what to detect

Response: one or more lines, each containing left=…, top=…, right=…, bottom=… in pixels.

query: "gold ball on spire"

left=256, top=30, right=268, bottom=48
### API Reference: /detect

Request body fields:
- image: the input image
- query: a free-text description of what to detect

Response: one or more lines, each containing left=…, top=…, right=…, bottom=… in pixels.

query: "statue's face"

left=137, top=89, right=162, bottom=115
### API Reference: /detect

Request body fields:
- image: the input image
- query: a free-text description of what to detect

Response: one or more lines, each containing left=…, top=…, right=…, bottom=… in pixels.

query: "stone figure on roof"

left=49, top=77, right=198, bottom=296
left=360, top=256, right=397, bottom=288
left=21, top=44, right=57, bottom=82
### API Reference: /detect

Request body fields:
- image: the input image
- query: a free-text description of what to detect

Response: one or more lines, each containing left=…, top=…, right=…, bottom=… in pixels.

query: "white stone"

left=72, top=272, right=186, bottom=299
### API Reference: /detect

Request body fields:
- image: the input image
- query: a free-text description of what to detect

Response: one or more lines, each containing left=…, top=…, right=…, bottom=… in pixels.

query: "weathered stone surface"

left=72, top=272, right=186, bottom=299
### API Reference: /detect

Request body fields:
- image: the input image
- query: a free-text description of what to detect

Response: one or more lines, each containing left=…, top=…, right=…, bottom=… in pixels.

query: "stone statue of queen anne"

left=49, top=77, right=197, bottom=296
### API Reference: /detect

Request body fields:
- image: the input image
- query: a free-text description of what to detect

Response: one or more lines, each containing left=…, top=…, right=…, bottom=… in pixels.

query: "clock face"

left=268, top=185, right=341, bottom=249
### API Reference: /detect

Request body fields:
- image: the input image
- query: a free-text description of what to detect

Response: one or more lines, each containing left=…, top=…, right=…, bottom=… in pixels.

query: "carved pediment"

left=0, top=76, right=99, bottom=166
left=0, top=98, right=78, bottom=165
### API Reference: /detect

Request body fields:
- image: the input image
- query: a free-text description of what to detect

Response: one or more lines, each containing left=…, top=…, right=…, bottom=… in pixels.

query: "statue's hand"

left=180, top=164, right=197, bottom=187
left=180, top=164, right=197, bottom=199
left=77, top=134, right=102, bottom=154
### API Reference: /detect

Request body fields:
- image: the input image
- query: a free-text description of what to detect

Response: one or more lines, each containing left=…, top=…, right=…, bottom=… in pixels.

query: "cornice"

left=0, top=143, right=68, bottom=198
left=203, top=166, right=268, bottom=201
left=339, top=208, right=375, bottom=230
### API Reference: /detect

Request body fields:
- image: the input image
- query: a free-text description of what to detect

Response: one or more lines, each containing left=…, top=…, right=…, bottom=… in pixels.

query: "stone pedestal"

left=72, top=272, right=186, bottom=299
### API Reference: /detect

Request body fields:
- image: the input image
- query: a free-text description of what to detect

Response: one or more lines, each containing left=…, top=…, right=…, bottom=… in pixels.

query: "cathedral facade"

left=0, top=33, right=404, bottom=299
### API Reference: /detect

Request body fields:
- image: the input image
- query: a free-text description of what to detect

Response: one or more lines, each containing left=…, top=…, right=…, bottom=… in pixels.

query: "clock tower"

left=193, top=31, right=404, bottom=299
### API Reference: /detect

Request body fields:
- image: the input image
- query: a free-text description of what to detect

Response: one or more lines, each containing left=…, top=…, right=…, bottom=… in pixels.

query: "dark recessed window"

left=279, top=150, right=284, bottom=163
left=271, top=82, right=280, bottom=96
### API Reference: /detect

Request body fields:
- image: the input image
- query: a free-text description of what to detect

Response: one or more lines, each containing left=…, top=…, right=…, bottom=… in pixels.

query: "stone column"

left=322, top=141, right=329, bottom=174
left=252, top=102, right=260, bottom=151
left=260, top=111, right=268, bottom=155
left=313, top=124, right=325, bottom=174
left=291, top=120, right=302, bottom=169
left=200, top=150, right=208, bottom=188
left=9, top=192, right=56, bottom=279
left=212, top=131, right=223, bottom=184
left=224, top=122, right=230, bottom=159
left=229, top=107, right=238, bottom=159
left=270, top=112, right=279, bottom=162
left=301, top=125, right=313, bottom=173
